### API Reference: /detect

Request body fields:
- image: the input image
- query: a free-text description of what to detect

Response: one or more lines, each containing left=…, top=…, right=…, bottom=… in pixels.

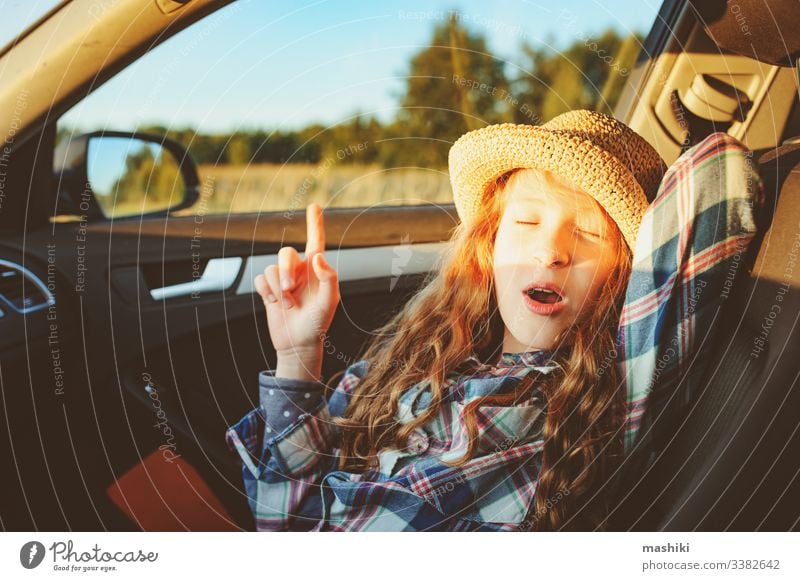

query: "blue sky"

left=2, top=0, right=662, bottom=133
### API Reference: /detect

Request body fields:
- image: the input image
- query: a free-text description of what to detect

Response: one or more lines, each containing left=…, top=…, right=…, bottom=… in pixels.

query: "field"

left=179, top=163, right=454, bottom=216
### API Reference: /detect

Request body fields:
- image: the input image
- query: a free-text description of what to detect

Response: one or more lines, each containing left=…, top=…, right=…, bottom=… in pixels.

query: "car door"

left=1, top=123, right=456, bottom=532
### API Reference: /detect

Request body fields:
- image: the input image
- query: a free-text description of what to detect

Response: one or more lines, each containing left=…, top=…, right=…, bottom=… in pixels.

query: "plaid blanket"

left=225, top=132, right=763, bottom=531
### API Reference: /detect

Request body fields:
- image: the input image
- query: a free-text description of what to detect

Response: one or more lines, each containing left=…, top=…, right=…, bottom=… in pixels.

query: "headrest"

left=689, top=0, right=800, bottom=67
left=758, top=143, right=800, bottom=205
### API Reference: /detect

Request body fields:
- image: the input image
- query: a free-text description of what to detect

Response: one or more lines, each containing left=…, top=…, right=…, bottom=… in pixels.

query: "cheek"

left=492, top=261, right=513, bottom=296
left=492, top=236, right=518, bottom=293
left=573, top=255, right=615, bottom=303
left=492, top=227, right=514, bottom=265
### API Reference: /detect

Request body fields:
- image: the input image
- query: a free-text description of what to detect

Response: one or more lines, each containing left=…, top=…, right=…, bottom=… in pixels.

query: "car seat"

left=609, top=0, right=800, bottom=531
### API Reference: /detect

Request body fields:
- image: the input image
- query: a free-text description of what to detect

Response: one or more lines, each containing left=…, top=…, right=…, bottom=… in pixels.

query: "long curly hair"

left=329, top=167, right=632, bottom=531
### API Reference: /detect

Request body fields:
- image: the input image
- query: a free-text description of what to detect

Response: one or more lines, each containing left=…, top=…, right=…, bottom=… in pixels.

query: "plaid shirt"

left=225, top=132, right=763, bottom=531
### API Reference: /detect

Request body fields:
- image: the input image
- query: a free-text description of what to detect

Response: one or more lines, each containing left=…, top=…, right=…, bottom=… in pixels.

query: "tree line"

left=59, top=14, right=644, bottom=170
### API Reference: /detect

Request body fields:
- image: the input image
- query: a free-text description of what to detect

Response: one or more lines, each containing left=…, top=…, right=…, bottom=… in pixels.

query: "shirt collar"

left=396, top=347, right=565, bottom=422
left=464, top=346, right=567, bottom=370
left=496, top=349, right=557, bottom=368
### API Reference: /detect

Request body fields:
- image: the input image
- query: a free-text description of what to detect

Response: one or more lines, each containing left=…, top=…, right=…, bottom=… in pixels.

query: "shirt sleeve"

left=616, top=132, right=765, bottom=454
left=225, top=359, right=369, bottom=531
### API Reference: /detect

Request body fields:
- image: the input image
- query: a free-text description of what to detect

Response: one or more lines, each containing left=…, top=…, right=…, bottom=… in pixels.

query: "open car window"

left=56, top=0, right=660, bottom=220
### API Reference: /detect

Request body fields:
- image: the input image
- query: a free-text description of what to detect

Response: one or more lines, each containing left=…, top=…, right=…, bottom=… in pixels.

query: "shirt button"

left=407, top=430, right=429, bottom=454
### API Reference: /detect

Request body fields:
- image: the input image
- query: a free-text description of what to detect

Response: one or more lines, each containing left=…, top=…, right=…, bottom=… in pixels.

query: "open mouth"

left=523, top=284, right=564, bottom=305
left=522, top=283, right=566, bottom=316
left=526, top=287, right=562, bottom=304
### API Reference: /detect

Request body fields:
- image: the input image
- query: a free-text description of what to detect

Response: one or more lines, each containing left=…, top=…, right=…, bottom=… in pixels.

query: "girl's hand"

left=253, top=203, right=340, bottom=374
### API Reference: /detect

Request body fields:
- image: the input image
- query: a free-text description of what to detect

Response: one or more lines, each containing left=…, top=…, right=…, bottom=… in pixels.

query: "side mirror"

left=54, top=131, right=200, bottom=220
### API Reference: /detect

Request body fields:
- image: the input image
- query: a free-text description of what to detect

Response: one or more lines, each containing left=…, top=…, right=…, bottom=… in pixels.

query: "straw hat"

left=448, top=109, right=667, bottom=249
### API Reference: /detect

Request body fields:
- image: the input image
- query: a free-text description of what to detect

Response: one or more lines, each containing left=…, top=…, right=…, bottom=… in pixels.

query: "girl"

left=225, top=110, right=762, bottom=531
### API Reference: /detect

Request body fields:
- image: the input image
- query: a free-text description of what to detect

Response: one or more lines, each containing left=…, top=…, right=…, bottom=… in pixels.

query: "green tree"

left=225, top=134, right=252, bottom=165
left=513, top=28, right=643, bottom=124
left=111, top=144, right=181, bottom=212
left=386, top=11, right=512, bottom=168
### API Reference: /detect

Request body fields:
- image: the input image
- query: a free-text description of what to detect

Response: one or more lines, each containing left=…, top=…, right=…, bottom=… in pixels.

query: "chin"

left=507, top=327, right=559, bottom=351
left=515, top=310, right=567, bottom=348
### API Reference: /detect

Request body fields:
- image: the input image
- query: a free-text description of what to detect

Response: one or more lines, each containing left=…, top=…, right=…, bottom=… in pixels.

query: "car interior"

left=608, top=0, right=800, bottom=531
left=0, top=0, right=797, bottom=531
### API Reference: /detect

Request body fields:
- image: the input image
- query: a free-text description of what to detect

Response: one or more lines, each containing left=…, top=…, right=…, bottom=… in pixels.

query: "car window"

left=56, top=0, right=660, bottom=219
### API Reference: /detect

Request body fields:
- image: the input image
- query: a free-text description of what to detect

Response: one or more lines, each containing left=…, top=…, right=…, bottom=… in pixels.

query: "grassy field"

left=180, top=163, right=454, bottom=216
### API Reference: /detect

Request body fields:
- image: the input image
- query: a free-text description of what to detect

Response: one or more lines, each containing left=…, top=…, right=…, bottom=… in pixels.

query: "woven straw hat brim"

left=449, top=123, right=651, bottom=249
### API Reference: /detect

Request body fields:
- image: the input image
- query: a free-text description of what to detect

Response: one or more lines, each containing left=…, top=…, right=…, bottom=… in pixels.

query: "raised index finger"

left=305, top=202, right=325, bottom=258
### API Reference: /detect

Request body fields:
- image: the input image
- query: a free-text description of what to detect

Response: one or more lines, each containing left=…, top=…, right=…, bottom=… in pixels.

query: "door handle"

left=150, top=256, right=243, bottom=300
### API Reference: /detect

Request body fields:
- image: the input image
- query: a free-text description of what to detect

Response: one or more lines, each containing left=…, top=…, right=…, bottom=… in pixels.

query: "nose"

left=531, top=225, right=571, bottom=268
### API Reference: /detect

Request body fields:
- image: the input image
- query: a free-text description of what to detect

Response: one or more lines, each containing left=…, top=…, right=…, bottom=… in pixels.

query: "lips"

left=522, top=281, right=566, bottom=316
left=523, top=281, right=565, bottom=303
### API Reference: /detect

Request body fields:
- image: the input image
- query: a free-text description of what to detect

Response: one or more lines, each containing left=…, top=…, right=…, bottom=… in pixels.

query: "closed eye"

left=577, top=228, right=602, bottom=238
left=515, top=221, right=540, bottom=225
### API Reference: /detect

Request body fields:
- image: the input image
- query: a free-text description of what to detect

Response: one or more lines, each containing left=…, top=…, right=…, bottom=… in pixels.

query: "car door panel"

left=1, top=204, right=455, bottom=530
